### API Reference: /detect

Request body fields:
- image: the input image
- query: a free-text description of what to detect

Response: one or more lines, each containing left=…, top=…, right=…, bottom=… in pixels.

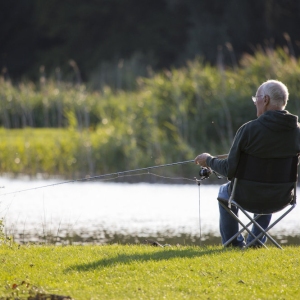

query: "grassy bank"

left=1, top=244, right=300, bottom=299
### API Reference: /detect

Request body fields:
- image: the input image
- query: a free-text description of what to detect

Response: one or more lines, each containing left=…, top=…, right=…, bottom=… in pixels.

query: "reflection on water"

left=1, top=178, right=300, bottom=245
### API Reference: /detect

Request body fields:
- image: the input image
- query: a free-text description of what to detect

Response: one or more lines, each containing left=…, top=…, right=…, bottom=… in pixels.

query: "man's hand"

left=194, top=153, right=211, bottom=167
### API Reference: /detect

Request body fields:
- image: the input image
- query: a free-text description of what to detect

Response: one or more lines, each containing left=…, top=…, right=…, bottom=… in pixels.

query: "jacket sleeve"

left=206, top=124, right=248, bottom=179
left=206, top=156, right=228, bottom=178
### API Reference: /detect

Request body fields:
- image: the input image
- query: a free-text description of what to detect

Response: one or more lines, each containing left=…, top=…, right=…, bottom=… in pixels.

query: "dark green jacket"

left=206, top=110, right=300, bottom=212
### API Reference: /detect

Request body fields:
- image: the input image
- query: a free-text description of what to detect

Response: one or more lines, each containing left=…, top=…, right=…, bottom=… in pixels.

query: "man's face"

left=254, top=88, right=265, bottom=117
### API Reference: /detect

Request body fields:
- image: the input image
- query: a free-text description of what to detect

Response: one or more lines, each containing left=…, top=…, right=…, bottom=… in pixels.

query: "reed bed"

left=0, top=48, right=300, bottom=178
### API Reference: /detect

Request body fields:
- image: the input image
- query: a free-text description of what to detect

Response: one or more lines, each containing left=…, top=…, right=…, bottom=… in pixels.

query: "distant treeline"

left=1, top=0, right=300, bottom=87
left=0, top=48, right=300, bottom=178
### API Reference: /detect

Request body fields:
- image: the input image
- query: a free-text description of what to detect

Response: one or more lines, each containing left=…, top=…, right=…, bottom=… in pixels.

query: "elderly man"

left=195, top=79, right=300, bottom=248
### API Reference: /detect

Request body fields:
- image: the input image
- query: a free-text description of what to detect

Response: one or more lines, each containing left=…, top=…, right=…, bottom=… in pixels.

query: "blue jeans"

left=218, top=182, right=272, bottom=247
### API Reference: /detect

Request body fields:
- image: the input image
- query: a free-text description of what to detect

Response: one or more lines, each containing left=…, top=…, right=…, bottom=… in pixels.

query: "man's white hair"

left=260, top=79, right=289, bottom=109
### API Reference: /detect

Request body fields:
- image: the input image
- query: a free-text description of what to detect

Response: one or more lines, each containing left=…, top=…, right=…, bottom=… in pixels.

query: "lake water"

left=1, top=177, right=299, bottom=245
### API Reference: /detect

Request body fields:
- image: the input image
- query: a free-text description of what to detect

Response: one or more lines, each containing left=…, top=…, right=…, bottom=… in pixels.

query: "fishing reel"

left=199, top=167, right=212, bottom=179
left=198, top=167, right=223, bottom=180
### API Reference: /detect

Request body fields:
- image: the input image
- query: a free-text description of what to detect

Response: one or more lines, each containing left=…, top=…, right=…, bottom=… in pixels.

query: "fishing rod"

left=1, top=154, right=228, bottom=196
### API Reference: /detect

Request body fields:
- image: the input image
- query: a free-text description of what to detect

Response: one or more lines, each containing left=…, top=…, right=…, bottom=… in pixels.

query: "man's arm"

left=194, top=153, right=229, bottom=177
left=195, top=124, right=248, bottom=179
left=206, top=156, right=229, bottom=177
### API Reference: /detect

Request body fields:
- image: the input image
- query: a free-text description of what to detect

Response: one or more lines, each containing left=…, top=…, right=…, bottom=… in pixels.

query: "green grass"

left=1, top=244, right=300, bottom=299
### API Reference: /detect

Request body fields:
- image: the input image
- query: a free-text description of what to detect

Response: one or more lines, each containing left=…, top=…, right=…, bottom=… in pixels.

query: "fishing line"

left=144, top=172, right=196, bottom=183
left=1, top=160, right=195, bottom=196
left=81, top=171, right=196, bottom=184
left=195, top=167, right=224, bottom=246
left=198, top=182, right=202, bottom=246
left=112, top=171, right=196, bottom=183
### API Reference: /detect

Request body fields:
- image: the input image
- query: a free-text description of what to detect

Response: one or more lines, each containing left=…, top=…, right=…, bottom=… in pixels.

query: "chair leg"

left=232, top=201, right=296, bottom=249
left=236, top=206, right=281, bottom=249
left=218, top=201, right=266, bottom=248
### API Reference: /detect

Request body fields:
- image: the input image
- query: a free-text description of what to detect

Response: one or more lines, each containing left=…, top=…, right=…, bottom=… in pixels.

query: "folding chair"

left=217, top=153, right=298, bottom=249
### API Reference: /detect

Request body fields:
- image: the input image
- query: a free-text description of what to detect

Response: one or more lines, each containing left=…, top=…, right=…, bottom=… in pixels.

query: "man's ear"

left=264, top=95, right=270, bottom=106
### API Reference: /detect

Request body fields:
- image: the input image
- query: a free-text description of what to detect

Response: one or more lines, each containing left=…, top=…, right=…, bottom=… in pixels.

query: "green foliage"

left=1, top=244, right=300, bottom=299
left=0, top=126, right=189, bottom=178
left=0, top=48, right=300, bottom=177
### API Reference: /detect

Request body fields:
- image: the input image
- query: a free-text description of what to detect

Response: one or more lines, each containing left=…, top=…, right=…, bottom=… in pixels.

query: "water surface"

left=1, top=178, right=299, bottom=245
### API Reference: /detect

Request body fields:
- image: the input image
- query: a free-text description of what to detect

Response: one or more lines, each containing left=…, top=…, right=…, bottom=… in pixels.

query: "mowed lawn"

left=1, top=244, right=300, bottom=299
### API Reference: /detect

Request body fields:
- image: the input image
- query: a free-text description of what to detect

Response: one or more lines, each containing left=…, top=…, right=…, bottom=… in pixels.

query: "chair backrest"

left=235, top=153, right=298, bottom=183
left=231, top=153, right=299, bottom=214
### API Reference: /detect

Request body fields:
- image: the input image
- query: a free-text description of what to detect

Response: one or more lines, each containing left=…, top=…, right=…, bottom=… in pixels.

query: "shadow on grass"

left=65, top=246, right=225, bottom=272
